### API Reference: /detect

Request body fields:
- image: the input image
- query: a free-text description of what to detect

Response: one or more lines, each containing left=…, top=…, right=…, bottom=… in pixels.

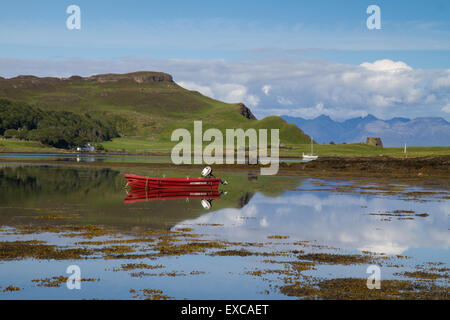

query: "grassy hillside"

left=0, top=72, right=311, bottom=148
left=0, top=138, right=62, bottom=153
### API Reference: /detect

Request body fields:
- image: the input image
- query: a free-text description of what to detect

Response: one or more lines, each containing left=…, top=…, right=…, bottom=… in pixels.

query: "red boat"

left=123, top=188, right=222, bottom=204
left=124, top=174, right=221, bottom=190
left=124, top=167, right=227, bottom=190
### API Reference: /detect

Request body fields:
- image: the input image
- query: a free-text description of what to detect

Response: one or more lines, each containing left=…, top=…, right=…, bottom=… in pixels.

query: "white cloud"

left=442, top=103, right=450, bottom=114
left=360, top=59, right=413, bottom=73
left=245, top=94, right=260, bottom=107
left=217, top=83, right=248, bottom=102
left=431, top=72, right=450, bottom=89
left=178, top=80, right=259, bottom=107
left=261, top=85, right=271, bottom=96
left=177, top=81, right=214, bottom=97
left=277, top=96, right=293, bottom=105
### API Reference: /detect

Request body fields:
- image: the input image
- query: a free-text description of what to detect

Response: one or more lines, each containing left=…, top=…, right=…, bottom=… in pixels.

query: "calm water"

left=0, top=163, right=448, bottom=299
left=0, top=152, right=307, bottom=164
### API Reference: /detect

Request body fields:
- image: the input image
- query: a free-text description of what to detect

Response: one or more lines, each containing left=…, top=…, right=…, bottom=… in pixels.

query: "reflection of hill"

left=0, top=165, right=304, bottom=230
left=0, top=165, right=121, bottom=204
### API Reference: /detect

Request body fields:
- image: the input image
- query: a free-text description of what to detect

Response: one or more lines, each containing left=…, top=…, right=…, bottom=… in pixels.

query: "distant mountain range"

left=281, top=114, right=450, bottom=147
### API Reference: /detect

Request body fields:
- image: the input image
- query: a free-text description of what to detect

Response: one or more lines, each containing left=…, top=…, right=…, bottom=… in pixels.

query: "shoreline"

left=1, top=155, right=449, bottom=178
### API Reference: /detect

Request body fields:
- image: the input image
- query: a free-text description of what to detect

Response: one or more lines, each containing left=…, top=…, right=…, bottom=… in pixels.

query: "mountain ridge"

left=282, top=114, right=450, bottom=147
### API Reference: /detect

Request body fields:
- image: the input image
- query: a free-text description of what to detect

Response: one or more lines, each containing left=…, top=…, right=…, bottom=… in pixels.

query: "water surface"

left=0, top=164, right=448, bottom=299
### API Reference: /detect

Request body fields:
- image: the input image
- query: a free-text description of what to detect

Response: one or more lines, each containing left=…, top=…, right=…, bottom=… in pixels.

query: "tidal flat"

left=0, top=161, right=448, bottom=299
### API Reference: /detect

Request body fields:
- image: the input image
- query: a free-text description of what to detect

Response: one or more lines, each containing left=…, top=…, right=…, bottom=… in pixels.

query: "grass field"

left=99, top=138, right=450, bottom=158
left=1, top=137, right=449, bottom=158
left=0, top=138, right=63, bottom=153
left=289, top=143, right=450, bottom=158
left=101, top=137, right=174, bottom=153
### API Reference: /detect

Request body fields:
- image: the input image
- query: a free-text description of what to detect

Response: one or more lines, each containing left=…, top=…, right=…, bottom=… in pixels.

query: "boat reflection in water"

left=123, top=166, right=228, bottom=209
left=123, top=188, right=226, bottom=209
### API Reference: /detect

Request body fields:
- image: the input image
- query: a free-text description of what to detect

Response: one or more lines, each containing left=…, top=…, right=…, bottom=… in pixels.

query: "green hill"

left=0, top=71, right=311, bottom=151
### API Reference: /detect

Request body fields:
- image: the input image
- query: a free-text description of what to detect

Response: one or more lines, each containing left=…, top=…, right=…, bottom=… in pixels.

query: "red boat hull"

left=124, top=174, right=221, bottom=190
left=123, top=189, right=221, bottom=203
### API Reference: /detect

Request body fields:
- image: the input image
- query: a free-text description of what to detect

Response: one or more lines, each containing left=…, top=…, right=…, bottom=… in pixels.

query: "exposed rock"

left=366, top=137, right=383, bottom=147
left=68, top=75, right=83, bottom=81
left=87, top=72, right=173, bottom=84
left=3, top=72, right=174, bottom=88
left=238, top=103, right=257, bottom=120
left=10, top=75, right=40, bottom=80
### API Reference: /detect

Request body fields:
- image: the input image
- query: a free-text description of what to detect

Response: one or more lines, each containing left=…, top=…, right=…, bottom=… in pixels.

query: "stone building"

left=366, top=137, right=383, bottom=147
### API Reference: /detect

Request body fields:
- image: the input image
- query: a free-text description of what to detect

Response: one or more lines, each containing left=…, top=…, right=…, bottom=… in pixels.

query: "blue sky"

left=0, top=0, right=449, bottom=120
left=1, top=0, right=449, bottom=65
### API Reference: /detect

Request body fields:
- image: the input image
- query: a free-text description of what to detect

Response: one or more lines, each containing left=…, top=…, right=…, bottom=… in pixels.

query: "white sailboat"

left=302, top=137, right=318, bottom=160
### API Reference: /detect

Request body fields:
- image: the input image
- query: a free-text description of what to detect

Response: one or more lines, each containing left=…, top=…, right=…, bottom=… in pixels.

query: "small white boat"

left=302, top=137, right=318, bottom=160
left=302, top=153, right=318, bottom=160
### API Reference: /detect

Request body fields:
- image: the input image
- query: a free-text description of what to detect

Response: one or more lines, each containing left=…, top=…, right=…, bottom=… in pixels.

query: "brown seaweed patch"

left=211, top=249, right=255, bottom=257
left=140, top=229, right=167, bottom=236
left=2, top=285, right=21, bottom=292
left=210, top=249, right=279, bottom=257
left=240, top=242, right=265, bottom=247
left=369, top=210, right=430, bottom=218
left=154, top=240, right=227, bottom=256
left=13, top=224, right=114, bottom=239
left=31, top=276, right=99, bottom=287
left=75, top=238, right=155, bottom=246
left=0, top=240, right=95, bottom=260
left=267, top=235, right=290, bottom=239
left=289, top=261, right=316, bottom=272
left=175, top=228, right=193, bottom=232
left=116, top=263, right=164, bottom=271
left=280, top=278, right=449, bottom=299
left=247, top=261, right=315, bottom=278
left=190, top=270, right=206, bottom=275
left=415, top=213, right=429, bottom=217
left=129, top=270, right=184, bottom=278
left=103, top=253, right=157, bottom=260
left=246, top=270, right=265, bottom=277
left=97, top=245, right=136, bottom=255
left=132, top=288, right=173, bottom=300
left=392, top=210, right=415, bottom=214
left=297, top=253, right=379, bottom=265
left=397, top=271, right=449, bottom=280
left=279, top=283, right=320, bottom=298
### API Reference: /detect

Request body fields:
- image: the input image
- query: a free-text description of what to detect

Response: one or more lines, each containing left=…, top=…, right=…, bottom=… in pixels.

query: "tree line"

left=0, top=98, right=119, bottom=148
